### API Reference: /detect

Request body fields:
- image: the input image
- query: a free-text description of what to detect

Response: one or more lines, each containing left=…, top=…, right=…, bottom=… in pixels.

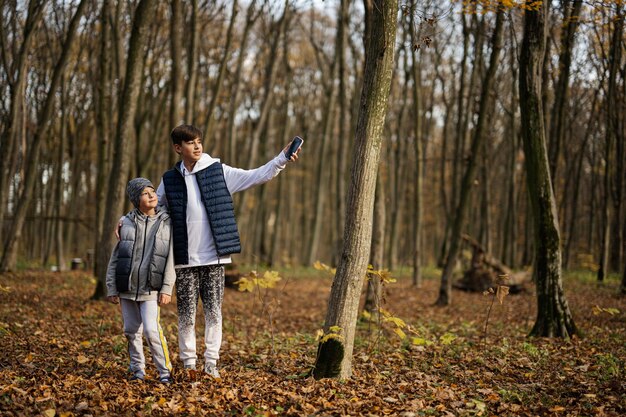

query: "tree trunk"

left=203, top=0, right=238, bottom=139
left=0, top=0, right=89, bottom=272
left=564, top=92, right=597, bottom=268
left=168, top=0, right=183, bottom=166
left=313, top=0, right=397, bottom=380
left=184, top=0, right=199, bottom=123
left=94, top=0, right=112, bottom=276
left=410, top=0, right=423, bottom=287
left=519, top=1, right=577, bottom=337
left=0, top=0, right=45, bottom=256
left=307, top=2, right=341, bottom=265
left=364, top=164, right=386, bottom=315
left=609, top=8, right=625, bottom=274
left=598, top=7, right=623, bottom=282
left=501, top=32, right=519, bottom=267
left=93, top=0, right=158, bottom=298
left=548, top=0, right=583, bottom=182
left=436, top=8, right=504, bottom=306
left=226, top=1, right=258, bottom=166
left=334, top=0, right=351, bottom=264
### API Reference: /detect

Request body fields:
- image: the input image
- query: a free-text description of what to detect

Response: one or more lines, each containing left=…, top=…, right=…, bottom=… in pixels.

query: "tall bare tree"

left=313, top=0, right=397, bottom=380
left=93, top=0, right=159, bottom=298
left=0, top=0, right=89, bottom=272
left=436, top=8, right=504, bottom=306
left=519, top=1, right=577, bottom=337
left=0, top=0, right=46, bottom=257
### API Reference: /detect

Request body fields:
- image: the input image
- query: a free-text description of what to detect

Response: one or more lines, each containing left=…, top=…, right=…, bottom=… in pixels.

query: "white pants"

left=175, top=266, right=224, bottom=368
left=120, top=298, right=172, bottom=378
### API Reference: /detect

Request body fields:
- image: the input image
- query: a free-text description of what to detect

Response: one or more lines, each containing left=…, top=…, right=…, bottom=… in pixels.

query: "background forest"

left=0, top=1, right=624, bottom=287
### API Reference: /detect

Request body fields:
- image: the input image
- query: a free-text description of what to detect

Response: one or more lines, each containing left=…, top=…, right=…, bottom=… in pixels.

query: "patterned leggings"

left=175, top=265, right=224, bottom=367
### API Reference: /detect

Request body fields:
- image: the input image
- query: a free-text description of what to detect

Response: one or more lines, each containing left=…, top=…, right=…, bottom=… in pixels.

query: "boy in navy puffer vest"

left=106, top=178, right=176, bottom=383
left=156, top=124, right=301, bottom=377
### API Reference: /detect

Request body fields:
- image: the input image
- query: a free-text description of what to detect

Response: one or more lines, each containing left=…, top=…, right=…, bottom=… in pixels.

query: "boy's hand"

left=282, top=139, right=302, bottom=162
left=158, top=294, right=171, bottom=306
left=107, top=296, right=119, bottom=304
left=115, top=222, right=122, bottom=240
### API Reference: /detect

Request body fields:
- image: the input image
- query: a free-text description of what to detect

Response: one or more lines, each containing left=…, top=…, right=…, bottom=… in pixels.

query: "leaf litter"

left=0, top=270, right=624, bottom=416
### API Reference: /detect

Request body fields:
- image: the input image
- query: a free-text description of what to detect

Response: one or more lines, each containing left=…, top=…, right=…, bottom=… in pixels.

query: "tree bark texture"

left=313, top=0, right=397, bottom=380
left=519, top=1, right=577, bottom=337
left=436, top=8, right=504, bottom=306
left=94, top=0, right=158, bottom=298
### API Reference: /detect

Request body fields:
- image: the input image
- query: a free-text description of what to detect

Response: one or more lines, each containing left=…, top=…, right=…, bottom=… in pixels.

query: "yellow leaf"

left=412, top=337, right=432, bottom=346
left=314, top=329, right=324, bottom=341
left=80, top=341, right=91, bottom=348
left=43, top=409, right=55, bottom=417
left=328, top=325, right=342, bottom=333
left=313, top=261, right=325, bottom=271
left=361, top=310, right=371, bottom=321
left=259, top=270, right=281, bottom=288
left=393, top=328, right=407, bottom=340
left=549, top=406, right=565, bottom=412
left=384, top=316, right=406, bottom=328
left=236, top=277, right=255, bottom=292
left=157, top=397, right=167, bottom=406
left=77, top=355, right=89, bottom=364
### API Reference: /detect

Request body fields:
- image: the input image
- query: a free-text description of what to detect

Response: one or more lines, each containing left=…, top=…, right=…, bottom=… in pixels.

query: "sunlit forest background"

left=0, top=0, right=624, bottom=284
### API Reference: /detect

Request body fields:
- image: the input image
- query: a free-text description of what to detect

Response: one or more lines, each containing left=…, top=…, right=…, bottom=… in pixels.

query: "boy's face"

left=174, top=137, right=203, bottom=165
left=138, top=187, right=158, bottom=213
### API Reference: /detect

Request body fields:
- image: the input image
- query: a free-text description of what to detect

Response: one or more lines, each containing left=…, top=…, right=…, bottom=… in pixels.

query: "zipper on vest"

left=136, top=216, right=148, bottom=300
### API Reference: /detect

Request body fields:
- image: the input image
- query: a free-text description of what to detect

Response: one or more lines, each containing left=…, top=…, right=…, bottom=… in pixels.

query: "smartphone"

left=285, top=136, right=304, bottom=160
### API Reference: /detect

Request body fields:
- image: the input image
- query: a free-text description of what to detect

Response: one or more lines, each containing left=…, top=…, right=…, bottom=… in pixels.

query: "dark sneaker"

left=129, top=373, right=145, bottom=382
left=159, top=376, right=173, bottom=384
left=203, top=364, right=220, bottom=378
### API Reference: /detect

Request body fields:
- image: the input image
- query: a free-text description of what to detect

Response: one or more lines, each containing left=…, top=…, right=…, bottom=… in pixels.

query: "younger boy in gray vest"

left=156, top=124, right=300, bottom=377
left=106, top=178, right=175, bottom=383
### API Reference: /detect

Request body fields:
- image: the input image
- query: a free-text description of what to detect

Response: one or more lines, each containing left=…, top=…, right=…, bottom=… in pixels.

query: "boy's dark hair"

left=171, top=124, right=203, bottom=145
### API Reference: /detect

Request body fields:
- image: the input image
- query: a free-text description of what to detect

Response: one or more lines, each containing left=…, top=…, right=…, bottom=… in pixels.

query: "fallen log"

left=454, top=234, right=530, bottom=293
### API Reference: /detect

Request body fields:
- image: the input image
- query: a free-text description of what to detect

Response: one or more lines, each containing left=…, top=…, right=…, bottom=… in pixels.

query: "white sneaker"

left=204, top=364, right=221, bottom=378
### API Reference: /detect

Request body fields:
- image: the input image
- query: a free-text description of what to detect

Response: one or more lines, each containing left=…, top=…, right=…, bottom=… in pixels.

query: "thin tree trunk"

left=168, top=0, right=183, bottom=167
left=519, top=1, right=577, bottom=337
left=313, top=0, right=397, bottom=380
left=410, top=0, right=423, bottom=287
left=93, top=0, right=158, bottom=298
left=436, top=8, right=504, bottom=306
left=226, top=1, right=258, bottom=166
left=502, top=31, right=519, bottom=267
left=0, top=0, right=45, bottom=255
left=203, top=0, right=238, bottom=139
left=184, top=0, right=199, bottom=123
left=307, top=3, right=342, bottom=265
left=548, top=0, right=583, bottom=182
left=334, top=0, right=351, bottom=264
left=364, top=164, right=386, bottom=315
left=598, top=7, right=623, bottom=282
left=564, top=92, right=597, bottom=268
left=94, top=0, right=112, bottom=276
left=0, top=0, right=89, bottom=272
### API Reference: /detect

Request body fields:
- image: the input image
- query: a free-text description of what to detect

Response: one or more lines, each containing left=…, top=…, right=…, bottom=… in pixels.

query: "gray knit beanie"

left=126, top=177, right=154, bottom=208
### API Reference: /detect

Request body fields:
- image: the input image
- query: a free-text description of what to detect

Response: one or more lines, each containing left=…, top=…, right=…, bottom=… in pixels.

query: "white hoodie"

left=156, top=152, right=289, bottom=267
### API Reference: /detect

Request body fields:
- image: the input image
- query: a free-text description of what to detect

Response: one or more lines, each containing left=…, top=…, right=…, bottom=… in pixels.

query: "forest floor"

left=0, top=267, right=624, bottom=416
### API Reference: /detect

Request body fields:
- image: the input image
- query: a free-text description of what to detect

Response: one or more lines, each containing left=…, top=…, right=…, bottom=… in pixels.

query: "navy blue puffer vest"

left=162, top=162, right=241, bottom=265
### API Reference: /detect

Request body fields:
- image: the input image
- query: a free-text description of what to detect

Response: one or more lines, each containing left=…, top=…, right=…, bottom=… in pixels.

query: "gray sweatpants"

left=175, top=265, right=225, bottom=368
left=120, top=298, right=172, bottom=378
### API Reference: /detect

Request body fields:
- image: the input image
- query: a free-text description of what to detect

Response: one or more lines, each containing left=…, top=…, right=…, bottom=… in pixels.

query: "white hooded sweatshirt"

left=156, top=152, right=288, bottom=267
